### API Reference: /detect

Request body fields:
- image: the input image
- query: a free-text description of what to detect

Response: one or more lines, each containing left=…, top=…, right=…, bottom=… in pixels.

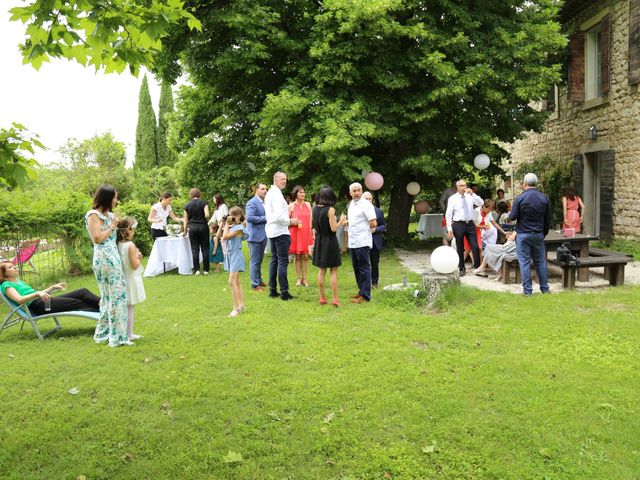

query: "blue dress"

left=209, top=237, right=224, bottom=264
left=223, top=224, right=248, bottom=272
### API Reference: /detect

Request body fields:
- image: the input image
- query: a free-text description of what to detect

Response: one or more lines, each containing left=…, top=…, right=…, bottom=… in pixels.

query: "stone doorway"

left=573, top=149, right=615, bottom=241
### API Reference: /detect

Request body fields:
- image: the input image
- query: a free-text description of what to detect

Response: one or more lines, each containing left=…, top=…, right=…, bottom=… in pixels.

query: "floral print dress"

left=85, top=209, right=130, bottom=347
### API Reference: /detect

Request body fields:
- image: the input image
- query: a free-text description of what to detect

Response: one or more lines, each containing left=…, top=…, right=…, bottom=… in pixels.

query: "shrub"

left=116, top=200, right=153, bottom=255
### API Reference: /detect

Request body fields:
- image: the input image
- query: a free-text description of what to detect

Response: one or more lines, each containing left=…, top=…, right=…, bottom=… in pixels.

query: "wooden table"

left=544, top=231, right=599, bottom=281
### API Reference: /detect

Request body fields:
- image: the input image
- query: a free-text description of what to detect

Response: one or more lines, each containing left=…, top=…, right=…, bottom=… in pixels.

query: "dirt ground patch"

left=395, top=248, right=640, bottom=295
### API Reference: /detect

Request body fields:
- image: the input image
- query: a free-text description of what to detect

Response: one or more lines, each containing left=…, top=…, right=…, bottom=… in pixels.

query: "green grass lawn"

left=1, top=248, right=639, bottom=479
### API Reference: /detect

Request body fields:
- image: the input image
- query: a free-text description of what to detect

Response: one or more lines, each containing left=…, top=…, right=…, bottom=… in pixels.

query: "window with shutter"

left=568, top=31, right=585, bottom=101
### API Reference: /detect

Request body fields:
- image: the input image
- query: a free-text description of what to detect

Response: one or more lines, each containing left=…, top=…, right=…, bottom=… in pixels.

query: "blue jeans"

left=350, top=246, right=372, bottom=301
left=248, top=239, right=267, bottom=288
left=269, top=235, right=291, bottom=294
left=516, top=232, right=549, bottom=295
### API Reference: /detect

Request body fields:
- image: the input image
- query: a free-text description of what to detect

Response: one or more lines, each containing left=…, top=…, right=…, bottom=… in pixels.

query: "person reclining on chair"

left=0, top=260, right=100, bottom=315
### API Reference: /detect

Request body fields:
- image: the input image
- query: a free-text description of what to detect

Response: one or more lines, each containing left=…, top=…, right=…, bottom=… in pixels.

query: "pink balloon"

left=414, top=200, right=429, bottom=214
left=364, top=172, right=384, bottom=191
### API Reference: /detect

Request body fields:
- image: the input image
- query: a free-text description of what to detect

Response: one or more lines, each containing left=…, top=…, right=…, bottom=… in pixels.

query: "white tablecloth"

left=417, top=214, right=444, bottom=240
left=143, top=236, right=194, bottom=277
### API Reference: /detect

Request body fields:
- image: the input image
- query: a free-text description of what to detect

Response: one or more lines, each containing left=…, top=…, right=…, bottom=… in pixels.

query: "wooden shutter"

left=599, top=14, right=611, bottom=94
left=630, top=0, right=640, bottom=85
left=568, top=31, right=585, bottom=101
left=598, top=150, right=615, bottom=241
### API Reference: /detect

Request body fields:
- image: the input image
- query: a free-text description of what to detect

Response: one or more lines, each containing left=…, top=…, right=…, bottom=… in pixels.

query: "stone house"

left=508, top=0, right=640, bottom=240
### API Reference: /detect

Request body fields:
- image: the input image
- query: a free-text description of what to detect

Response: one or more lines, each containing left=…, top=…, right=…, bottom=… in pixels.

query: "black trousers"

left=30, top=288, right=100, bottom=316
left=151, top=228, right=167, bottom=240
left=452, top=221, right=480, bottom=270
left=370, top=246, right=381, bottom=286
left=188, top=223, right=210, bottom=272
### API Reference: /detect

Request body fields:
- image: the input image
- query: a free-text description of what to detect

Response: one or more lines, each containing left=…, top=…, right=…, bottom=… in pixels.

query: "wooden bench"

left=502, top=257, right=520, bottom=284
left=588, top=247, right=633, bottom=279
left=550, top=255, right=629, bottom=290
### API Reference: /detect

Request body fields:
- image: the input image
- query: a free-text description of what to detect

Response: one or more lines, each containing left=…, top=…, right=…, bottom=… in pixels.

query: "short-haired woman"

left=148, top=192, right=183, bottom=240
left=183, top=188, right=211, bottom=275
left=85, top=185, right=132, bottom=347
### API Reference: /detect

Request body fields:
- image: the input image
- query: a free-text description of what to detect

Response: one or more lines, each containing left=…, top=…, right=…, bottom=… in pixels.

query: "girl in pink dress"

left=288, top=185, right=313, bottom=287
left=562, top=185, right=585, bottom=233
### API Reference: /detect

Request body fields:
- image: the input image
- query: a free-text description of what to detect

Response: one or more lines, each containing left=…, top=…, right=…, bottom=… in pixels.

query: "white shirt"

left=265, top=185, right=290, bottom=238
left=213, top=204, right=229, bottom=225
left=445, top=192, right=484, bottom=232
left=347, top=198, right=376, bottom=248
left=150, top=202, right=172, bottom=230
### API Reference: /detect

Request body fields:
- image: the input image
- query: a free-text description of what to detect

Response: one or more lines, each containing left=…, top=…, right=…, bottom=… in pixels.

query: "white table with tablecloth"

left=417, top=214, right=444, bottom=240
left=143, top=236, right=194, bottom=277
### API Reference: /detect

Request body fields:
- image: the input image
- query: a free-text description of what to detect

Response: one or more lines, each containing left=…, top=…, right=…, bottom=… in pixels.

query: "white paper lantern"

left=473, top=153, right=490, bottom=170
left=364, top=172, right=384, bottom=191
left=406, top=182, right=421, bottom=195
left=430, top=246, right=459, bottom=274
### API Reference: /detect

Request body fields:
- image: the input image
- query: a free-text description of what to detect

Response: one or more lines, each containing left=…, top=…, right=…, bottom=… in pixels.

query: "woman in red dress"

left=288, top=185, right=313, bottom=286
left=562, top=185, right=585, bottom=233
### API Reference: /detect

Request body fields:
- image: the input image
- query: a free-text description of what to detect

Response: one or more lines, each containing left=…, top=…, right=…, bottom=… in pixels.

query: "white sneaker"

left=228, top=309, right=239, bottom=318
left=194, top=271, right=201, bottom=276
left=203, top=271, right=209, bottom=276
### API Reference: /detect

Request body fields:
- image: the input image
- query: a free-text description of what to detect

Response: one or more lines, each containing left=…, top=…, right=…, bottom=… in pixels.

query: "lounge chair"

left=0, top=289, right=99, bottom=341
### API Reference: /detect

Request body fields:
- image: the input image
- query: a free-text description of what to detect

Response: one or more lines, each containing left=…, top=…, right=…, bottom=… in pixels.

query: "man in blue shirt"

left=509, top=173, right=552, bottom=295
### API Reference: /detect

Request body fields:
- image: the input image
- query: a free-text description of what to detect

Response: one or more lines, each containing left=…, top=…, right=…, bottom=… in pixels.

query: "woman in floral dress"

left=85, top=185, right=132, bottom=347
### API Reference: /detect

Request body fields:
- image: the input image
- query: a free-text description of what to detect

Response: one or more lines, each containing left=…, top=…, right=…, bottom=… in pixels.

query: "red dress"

left=563, top=196, right=582, bottom=233
left=289, top=202, right=313, bottom=255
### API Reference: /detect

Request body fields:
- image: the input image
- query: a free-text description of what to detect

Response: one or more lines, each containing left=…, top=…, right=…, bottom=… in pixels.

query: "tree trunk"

left=386, top=173, right=413, bottom=238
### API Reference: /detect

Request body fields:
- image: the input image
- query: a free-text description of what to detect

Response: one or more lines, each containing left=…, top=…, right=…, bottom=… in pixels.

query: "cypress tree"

left=134, top=75, right=157, bottom=170
left=157, top=81, right=178, bottom=167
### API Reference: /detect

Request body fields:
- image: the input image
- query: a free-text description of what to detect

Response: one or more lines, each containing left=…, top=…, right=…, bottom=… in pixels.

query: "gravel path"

left=396, top=248, right=640, bottom=294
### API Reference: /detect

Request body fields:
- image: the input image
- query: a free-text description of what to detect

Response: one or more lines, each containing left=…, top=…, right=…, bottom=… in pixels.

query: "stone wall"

left=507, top=0, right=640, bottom=237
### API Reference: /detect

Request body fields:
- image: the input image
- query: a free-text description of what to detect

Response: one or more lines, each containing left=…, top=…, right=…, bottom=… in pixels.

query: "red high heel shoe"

left=332, top=299, right=339, bottom=307
left=319, top=297, right=328, bottom=305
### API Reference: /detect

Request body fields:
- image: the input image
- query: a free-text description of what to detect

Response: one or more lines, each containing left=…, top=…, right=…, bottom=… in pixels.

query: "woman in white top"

left=147, top=192, right=183, bottom=240
left=211, top=193, right=229, bottom=227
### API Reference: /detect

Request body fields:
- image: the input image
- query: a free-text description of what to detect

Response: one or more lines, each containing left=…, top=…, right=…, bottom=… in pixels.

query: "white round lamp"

left=430, top=246, right=459, bottom=274
left=406, top=182, right=421, bottom=196
left=473, top=153, right=490, bottom=170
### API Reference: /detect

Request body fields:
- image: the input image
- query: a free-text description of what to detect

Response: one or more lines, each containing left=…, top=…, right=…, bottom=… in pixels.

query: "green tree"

left=57, top=131, right=132, bottom=199
left=165, top=0, right=565, bottom=237
left=157, top=82, right=178, bottom=167
left=0, top=123, right=43, bottom=188
left=135, top=75, right=158, bottom=171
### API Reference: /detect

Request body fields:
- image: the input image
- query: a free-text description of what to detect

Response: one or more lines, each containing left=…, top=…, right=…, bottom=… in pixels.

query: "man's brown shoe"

left=350, top=296, right=367, bottom=304
left=350, top=294, right=361, bottom=299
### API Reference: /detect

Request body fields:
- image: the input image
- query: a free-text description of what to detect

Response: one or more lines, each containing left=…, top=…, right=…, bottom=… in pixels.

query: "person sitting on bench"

left=0, top=260, right=100, bottom=315
left=473, top=231, right=518, bottom=281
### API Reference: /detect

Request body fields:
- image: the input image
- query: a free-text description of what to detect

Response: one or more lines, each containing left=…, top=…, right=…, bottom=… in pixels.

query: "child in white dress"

left=117, top=217, right=146, bottom=340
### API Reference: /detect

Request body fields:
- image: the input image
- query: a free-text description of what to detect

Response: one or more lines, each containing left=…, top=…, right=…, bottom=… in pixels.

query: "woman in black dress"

left=312, top=186, right=346, bottom=307
left=183, top=188, right=211, bottom=275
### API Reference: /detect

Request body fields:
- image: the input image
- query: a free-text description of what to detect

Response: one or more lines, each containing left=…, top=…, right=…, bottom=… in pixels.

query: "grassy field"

left=0, top=247, right=639, bottom=479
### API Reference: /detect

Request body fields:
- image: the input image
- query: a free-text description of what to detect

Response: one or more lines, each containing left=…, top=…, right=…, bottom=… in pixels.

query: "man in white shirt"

left=347, top=182, right=377, bottom=303
left=265, top=172, right=299, bottom=300
left=445, top=179, right=484, bottom=276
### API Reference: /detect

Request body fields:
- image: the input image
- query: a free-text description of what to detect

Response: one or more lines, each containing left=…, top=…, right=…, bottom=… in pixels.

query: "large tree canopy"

left=164, top=0, right=565, bottom=236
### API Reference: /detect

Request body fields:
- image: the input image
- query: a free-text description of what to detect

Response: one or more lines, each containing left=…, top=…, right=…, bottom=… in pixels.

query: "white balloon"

left=474, top=153, right=490, bottom=170
left=430, top=246, right=459, bottom=274
left=406, top=182, right=421, bottom=196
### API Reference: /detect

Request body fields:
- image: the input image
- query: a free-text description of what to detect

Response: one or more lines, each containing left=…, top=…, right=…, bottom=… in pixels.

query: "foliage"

left=175, top=135, right=257, bottom=206
left=115, top=200, right=154, bottom=255
left=9, top=0, right=201, bottom=75
left=157, top=82, right=178, bottom=167
left=57, top=132, right=133, bottom=200
left=0, top=187, right=94, bottom=275
left=130, top=166, right=181, bottom=205
left=1, top=251, right=639, bottom=478
left=135, top=75, right=158, bottom=171
left=514, top=154, right=573, bottom=225
left=0, top=123, right=43, bottom=189
left=165, top=0, right=565, bottom=237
